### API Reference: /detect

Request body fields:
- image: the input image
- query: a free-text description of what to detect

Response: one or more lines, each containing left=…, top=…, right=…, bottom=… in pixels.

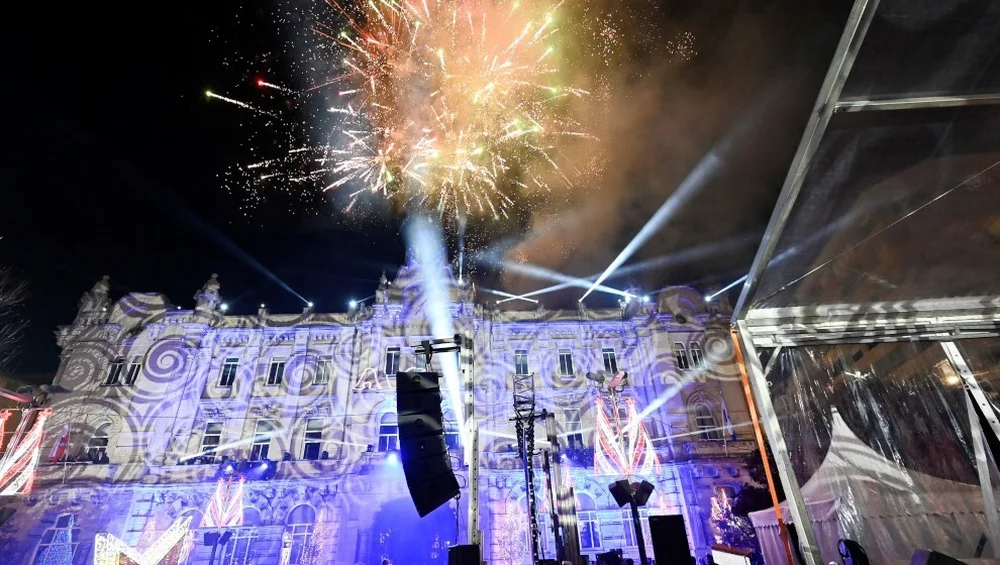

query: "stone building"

left=0, top=254, right=757, bottom=565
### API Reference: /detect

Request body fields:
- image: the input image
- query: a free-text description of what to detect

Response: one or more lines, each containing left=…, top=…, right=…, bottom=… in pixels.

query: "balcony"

left=679, top=439, right=756, bottom=460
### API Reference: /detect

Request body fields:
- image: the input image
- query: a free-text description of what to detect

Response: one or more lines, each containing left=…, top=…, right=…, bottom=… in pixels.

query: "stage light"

left=642, top=295, right=650, bottom=303
left=349, top=299, right=357, bottom=308
left=260, top=303, right=265, bottom=308
left=307, top=301, right=314, bottom=308
left=220, top=303, right=229, bottom=312
left=258, top=461, right=268, bottom=470
left=386, top=451, right=399, bottom=465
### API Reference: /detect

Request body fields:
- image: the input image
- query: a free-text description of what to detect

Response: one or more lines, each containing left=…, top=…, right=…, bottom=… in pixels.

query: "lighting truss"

left=0, top=408, right=52, bottom=496
left=94, top=516, right=193, bottom=565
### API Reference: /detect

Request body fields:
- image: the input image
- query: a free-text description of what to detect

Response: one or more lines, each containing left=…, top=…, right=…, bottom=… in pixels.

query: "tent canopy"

left=733, top=0, right=1000, bottom=346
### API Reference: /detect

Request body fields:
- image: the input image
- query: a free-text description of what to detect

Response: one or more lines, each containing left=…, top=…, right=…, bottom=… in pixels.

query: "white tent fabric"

left=749, top=410, right=994, bottom=565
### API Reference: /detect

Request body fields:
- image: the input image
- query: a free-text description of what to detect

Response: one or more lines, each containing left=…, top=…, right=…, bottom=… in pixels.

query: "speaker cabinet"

left=649, top=514, right=691, bottom=565
left=396, top=371, right=460, bottom=517
left=448, top=544, right=481, bottom=565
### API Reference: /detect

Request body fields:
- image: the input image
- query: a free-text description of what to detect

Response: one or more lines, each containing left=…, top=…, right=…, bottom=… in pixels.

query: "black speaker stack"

left=648, top=514, right=691, bottom=565
left=396, top=371, right=461, bottom=517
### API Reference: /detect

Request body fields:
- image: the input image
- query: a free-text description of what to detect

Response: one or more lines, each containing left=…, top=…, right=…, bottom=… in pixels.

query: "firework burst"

left=321, top=0, right=593, bottom=219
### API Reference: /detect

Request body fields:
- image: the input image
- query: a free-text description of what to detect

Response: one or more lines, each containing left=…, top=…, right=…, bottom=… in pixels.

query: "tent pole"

left=732, top=336, right=795, bottom=565
left=734, top=324, right=823, bottom=565
left=943, top=341, right=1000, bottom=556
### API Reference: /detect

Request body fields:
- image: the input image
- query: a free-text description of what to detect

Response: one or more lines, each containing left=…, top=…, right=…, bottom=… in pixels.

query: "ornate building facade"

left=0, top=255, right=757, bottom=565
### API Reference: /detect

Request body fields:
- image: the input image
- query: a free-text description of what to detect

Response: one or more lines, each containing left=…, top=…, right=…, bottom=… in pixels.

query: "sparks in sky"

left=318, top=0, right=594, bottom=219
left=210, top=0, right=692, bottom=229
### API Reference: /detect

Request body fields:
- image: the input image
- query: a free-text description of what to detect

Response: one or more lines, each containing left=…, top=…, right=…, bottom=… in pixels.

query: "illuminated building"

left=0, top=255, right=756, bottom=565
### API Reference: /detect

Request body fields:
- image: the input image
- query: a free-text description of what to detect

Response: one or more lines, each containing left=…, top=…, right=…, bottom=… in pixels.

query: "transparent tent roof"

left=735, top=0, right=1000, bottom=342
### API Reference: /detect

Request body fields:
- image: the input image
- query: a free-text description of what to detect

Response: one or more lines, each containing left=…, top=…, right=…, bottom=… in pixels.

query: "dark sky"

left=0, top=0, right=850, bottom=380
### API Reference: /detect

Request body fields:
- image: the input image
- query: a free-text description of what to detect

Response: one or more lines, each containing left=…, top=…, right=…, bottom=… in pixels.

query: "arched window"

left=33, top=514, right=80, bottom=565
left=87, top=423, right=111, bottom=461
left=693, top=404, right=721, bottom=440
left=576, top=493, right=601, bottom=550
left=378, top=413, right=398, bottom=452
left=286, top=505, right=317, bottom=565
left=689, top=343, right=704, bottom=369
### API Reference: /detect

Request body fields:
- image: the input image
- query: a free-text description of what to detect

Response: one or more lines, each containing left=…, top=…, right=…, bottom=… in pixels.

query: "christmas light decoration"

left=38, top=515, right=75, bottom=565
left=0, top=408, right=52, bottom=495
left=594, top=397, right=660, bottom=477
left=201, top=478, right=245, bottom=529
left=93, top=516, right=193, bottom=565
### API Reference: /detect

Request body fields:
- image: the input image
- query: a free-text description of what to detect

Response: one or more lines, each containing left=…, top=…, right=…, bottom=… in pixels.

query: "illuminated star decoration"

left=93, top=516, right=193, bottom=565
left=0, top=408, right=52, bottom=496
left=201, top=477, right=245, bottom=529
left=594, top=397, right=660, bottom=477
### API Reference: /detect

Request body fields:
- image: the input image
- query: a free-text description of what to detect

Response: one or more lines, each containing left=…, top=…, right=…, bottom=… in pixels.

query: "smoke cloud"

left=499, top=0, right=850, bottom=303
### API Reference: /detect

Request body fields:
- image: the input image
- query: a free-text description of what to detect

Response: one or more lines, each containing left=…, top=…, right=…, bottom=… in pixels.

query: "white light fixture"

left=220, top=303, right=229, bottom=312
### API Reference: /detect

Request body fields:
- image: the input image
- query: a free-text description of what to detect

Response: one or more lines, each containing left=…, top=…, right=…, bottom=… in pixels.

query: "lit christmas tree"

left=710, top=489, right=763, bottom=565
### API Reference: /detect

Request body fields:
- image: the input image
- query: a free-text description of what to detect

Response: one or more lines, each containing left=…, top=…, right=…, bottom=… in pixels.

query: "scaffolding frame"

left=731, top=0, right=1000, bottom=563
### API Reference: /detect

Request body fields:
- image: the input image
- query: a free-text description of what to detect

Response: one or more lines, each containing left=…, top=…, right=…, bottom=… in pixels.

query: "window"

left=314, top=357, right=332, bottom=386
left=558, top=349, right=574, bottom=377
left=689, top=343, right=704, bottom=369
left=673, top=342, right=690, bottom=370
left=414, top=352, right=427, bottom=371
left=221, top=527, right=258, bottom=565
left=444, top=420, right=460, bottom=450
left=577, top=495, right=601, bottom=550
left=377, top=413, right=398, bottom=452
left=123, top=356, right=142, bottom=385
left=303, top=419, right=323, bottom=460
left=250, top=421, right=274, bottom=460
left=694, top=404, right=721, bottom=440
left=201, top=422, right=223, bottom=461
left=602, top=348, right=618, bottom=374
left=384, top=347, right=401, bottom=377
left=514, top=350, right=529, bottom=375
left=219, top=357, right=239, bottom=387
left=565, top=409, right=584, bottom=449
left=32, top=514, right=80, bottom=565
left=286, top=505, right=316, bottom=565
left=87, top=423, right=111, bottom=461
left=104, top=358, right=124, bottom=386
left=623, top=508, right=651, bottom=549
left=267, top=358, right=286, bottom=386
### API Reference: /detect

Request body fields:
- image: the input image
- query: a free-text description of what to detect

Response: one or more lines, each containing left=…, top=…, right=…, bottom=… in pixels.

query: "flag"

left=48, top=424, right=70, bottom=464
left=721, top=396, right=736, bottom=440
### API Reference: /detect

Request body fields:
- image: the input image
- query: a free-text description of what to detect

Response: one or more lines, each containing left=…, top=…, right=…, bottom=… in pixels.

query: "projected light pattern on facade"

left=0, top=255, right=755, bottom=565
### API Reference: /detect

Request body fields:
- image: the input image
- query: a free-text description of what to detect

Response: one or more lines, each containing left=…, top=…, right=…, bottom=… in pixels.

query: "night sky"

left=1, top=0, right=850, bottom=380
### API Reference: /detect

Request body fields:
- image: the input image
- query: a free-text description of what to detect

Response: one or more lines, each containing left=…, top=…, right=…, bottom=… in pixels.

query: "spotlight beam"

left=580, top=150, right=721, bottom=302
left=706, top=274, right=748, bottom=302
left=496, top=235, right=758, bottom=304
left=404, top=216, right=467, bottom=438
left=481, top=287, right=539, bottom=304
left=578, top=80, right=778, bottom=303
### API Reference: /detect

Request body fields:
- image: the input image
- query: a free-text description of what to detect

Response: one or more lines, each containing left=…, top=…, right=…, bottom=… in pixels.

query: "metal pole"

left=735, top=321, right=823, bottom=565
left=732, top=0, right=880, bottom=320
left=942, top=341, right=1000, bottom=556
left=732, top=337, right=795, bottom=565
left=629, top=498, right=649, bottom=565
left=461, top=331, right=481, bottom=546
